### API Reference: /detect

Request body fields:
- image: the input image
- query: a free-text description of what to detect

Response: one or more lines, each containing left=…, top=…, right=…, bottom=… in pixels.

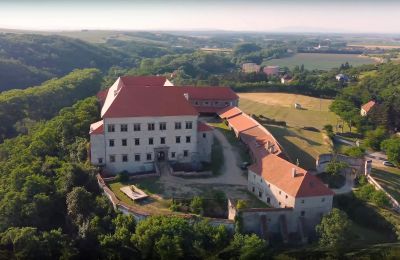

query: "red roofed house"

left=90, top=76, right=237, bottom=174
left=217, top=106, right=334, bottom=237
left=360, top=100, right=377, bottom=116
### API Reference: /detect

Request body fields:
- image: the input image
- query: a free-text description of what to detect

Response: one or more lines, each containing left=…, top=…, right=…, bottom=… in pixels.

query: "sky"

left=0, top=0, right=400, bottom=33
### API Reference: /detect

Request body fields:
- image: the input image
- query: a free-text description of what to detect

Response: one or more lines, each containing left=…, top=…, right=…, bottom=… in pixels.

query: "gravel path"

left=159, top=126, right=247, bottom=188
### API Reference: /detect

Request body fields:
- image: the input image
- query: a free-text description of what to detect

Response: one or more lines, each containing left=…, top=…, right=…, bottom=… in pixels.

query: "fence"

left=366, top=174, right=400, bottom=212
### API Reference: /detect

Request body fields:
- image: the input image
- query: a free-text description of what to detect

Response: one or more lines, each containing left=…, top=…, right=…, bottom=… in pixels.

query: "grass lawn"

left=107, top=177, right=172, bottom=214
left=262, top=53, right=376, bottom=70
left=371, top=167, right=400, bottom=202
left=239, top=96, right=339, bottom=130
left=264, top=125, right=331, bottom=170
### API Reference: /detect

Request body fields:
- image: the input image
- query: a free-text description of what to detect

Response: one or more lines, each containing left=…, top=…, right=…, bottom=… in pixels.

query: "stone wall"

left=316, top=153, right=371, bottom=175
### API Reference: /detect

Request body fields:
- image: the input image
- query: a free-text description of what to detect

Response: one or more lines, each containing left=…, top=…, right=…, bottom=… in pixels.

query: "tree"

left=220, top=233, right=270, bottom=260
left=381, top=138, right=400, bottom=166
left=316, top=208, right=351, bottom=254
left=325, top=160, right=348, bottom=176
left=66, top=187, right=93, bottom=226
left=364, top=127, right=387, bottom=151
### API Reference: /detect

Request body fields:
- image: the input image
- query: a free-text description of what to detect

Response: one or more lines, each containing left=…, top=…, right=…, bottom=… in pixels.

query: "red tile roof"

left=361, top=100, right=376, bottom=113
left=249, top=154, right=334, bottom=198
left=226, top=114, right=259, bottom=134
left=198, top=122, right=213, bottom=132
left=216, top=106, right=333, bottom=198
left=169, top=86, right=239, bottom=100
left=119, top=76, right=167, bottom=87
left=102, top=86, right=198, bottom=118
left=240, top=126, right=282, bottom=156
left=90, top=120, right=104, bottom=135
left=218, top=106, right=242, bottom=119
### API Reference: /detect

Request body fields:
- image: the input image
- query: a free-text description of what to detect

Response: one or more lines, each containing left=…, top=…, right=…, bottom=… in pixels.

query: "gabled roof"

left=169, top=86, right=239, bottom=100
left=119, top=76, right=168, bottom=87
left=198, top=122, right=213, bottom=132
left=361, top=100, right=376, bottom=113
left=218, top=106, right=242, bottom=119
left=90, top=120, right=104, bottom=135
left=226, top=114, right=259, bottom=133
left=240, top=125, right=282, bottom=156
left=249, top=154, right=334, bottom=198
left=102, top=86, right=198, bottom=118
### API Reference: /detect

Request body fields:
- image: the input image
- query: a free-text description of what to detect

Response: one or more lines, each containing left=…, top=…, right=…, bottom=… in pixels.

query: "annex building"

left=90, top=76, right=238, bottom=174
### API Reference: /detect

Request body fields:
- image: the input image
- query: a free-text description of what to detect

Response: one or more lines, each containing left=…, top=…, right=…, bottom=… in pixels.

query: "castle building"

left=90, top=76, right=238, bottom=174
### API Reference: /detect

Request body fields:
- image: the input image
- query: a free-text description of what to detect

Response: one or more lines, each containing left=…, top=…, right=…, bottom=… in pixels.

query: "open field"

left=238, top=93, right=339, bottom=130
left=262, top=53, right=376, bottom=70
left=371, top=167, right=400, bottom=202
left=238, top=92, right=340, bottom=170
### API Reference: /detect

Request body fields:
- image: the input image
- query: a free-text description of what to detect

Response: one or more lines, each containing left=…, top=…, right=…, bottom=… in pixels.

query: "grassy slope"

left=238, top=94, right=337, bottom=170
left=262, top=53, right=376, bottom=70
left=371, top=167, right=400, bottom=202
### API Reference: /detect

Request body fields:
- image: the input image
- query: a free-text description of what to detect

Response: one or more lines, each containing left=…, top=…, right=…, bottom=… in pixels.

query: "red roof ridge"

left=361, top=100, right=376, bottom=113
left=90, top=120, right=104, bottom=135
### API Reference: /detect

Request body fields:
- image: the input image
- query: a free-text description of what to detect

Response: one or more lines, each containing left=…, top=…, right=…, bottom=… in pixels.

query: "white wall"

left=197, top=131, right=213, bottom=162
left=90, top=133, right=105, bottom=165
left=101, top=115, right=199, bottom=173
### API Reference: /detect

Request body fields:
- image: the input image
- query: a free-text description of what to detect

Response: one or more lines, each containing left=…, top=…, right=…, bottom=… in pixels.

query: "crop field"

left=262, top=53, right=376, bottom=70
left=238, top=92, right=340, bottom=170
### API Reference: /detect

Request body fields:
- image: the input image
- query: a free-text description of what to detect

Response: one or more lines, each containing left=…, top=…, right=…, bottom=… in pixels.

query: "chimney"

left=183, top=93, right=189, bottom=100
left=292, top=168, right=297, bottom=178
left=269, top=144, right=275, bottom=153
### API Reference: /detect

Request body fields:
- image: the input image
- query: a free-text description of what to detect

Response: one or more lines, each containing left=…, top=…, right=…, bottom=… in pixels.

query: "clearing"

left=262, top=53, right=376, bottom=70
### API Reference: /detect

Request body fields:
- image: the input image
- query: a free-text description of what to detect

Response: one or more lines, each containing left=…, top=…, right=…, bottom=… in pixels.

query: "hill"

left=0, top=33, right=131, bottom=91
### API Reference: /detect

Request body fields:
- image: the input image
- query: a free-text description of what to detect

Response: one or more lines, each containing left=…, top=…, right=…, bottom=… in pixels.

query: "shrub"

left=190, top=196, right=204, bottom=215
left=116, top=171, right=129, bottom=182
left=343, top=146, right=365, bottom=158
left=236, top=200, right=247, bottom=210
left=372, top=190, right=390, bottom=207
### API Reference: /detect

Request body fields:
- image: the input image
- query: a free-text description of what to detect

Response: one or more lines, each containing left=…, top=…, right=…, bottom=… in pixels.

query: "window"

left=134, top=138, right=140, bottom=146
left=175, top=122, right=181, bottom=130
left=185, top=121, right=193, bottom=129
left=160, top=137, right=166, bottom=144
left=321, top=198, right=325, bottom=202
left=122, top=139, right=127, bottom=146
left=122, top=154, right=128, bottom=162
left=120, top=124, right=128, bottom=132
left=109, top=139, right=115, bottom=147
left=159, top=122, right=166, bottom=130
left=186, top=136, right=191, bottom=143
left=301, top=211, right=305, bottom=217
left=134, top=123, right=141, bottom=131
left=171, top=152, right=176, bottom=158
left=175, top=136, right=181, bottom=144
left=268, top=184, right=271, bottom=188
left=252, top=187, right=255, bottom=192
left=285, top=195, right=288, bottom=199
left=148, top=123, right=155, bottom=131
left=109, top=155, right=115, bottom=163
left=301, top=200, right=305, bottom=204
left=260, top=178, right=262, bottom=183
left=279, top=191, right=281, bottom=195
left=214, top=101, right=219, bottom=105
left=202, top=133, right=206, bottom=138
left=278, top=202, right=281, bottom=206
left=195, top=101, right=199, bottom=105
left=135, top=154, right=140, bottom=161
left=149, top=138, right=154, bottom=145
left=146, top=153, right=152, bottom=161
left=205, top=101, right=209, bottom=105
left=258, top=191, right=262, bottom=198
left=183, top=150, right=188, bottom=157
left=107, top=124, right=115, bottom=132
left=98, top=158, right=103, bottom=164
left=267, top=197, right=270, bottom=203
